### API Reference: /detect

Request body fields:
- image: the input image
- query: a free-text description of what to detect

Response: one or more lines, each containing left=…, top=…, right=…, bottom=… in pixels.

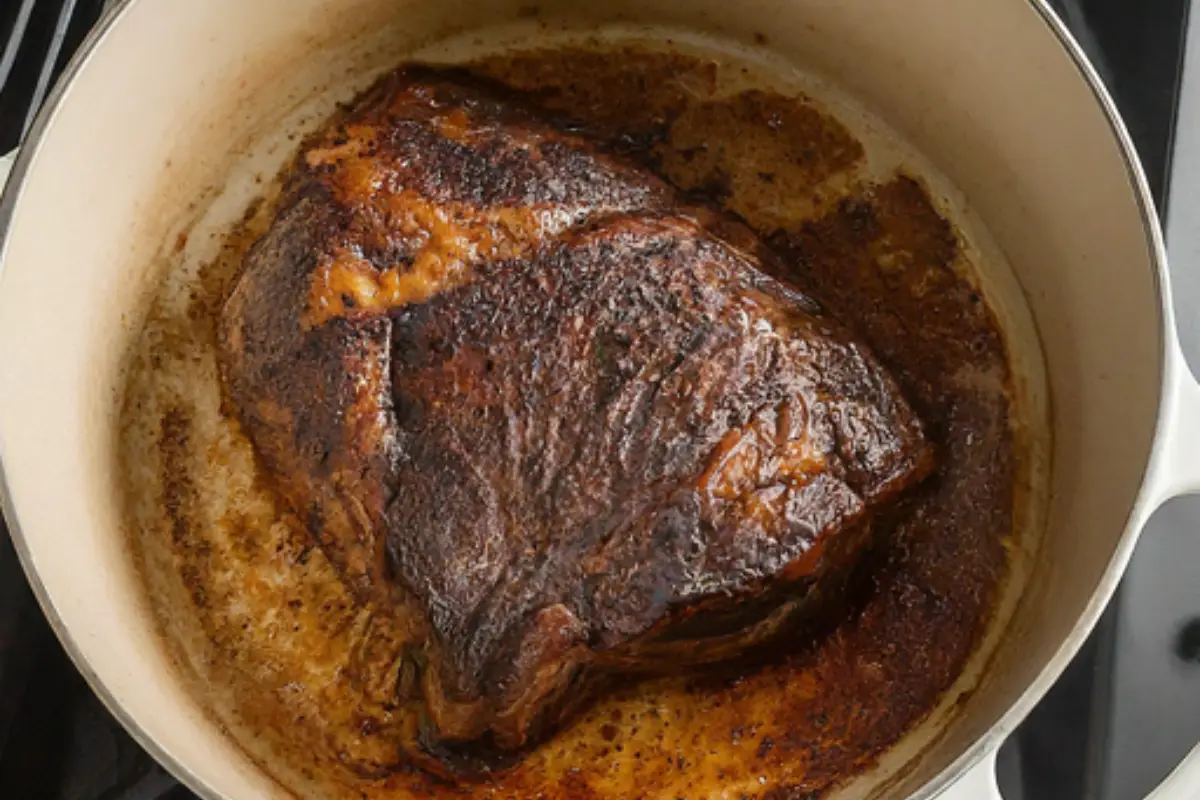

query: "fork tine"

left=21, top=0, right=77, bottom=138
left=0, top=0, right=38, bottom=96
left=0, top=0, right=107, bottom=154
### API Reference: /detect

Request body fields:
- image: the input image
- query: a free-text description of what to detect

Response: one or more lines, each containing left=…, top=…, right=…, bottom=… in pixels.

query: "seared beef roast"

left=220, top=67, right=934, bottom=767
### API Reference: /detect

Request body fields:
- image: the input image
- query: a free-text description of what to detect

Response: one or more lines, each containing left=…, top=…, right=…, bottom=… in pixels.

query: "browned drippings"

left=120, top=44, right=1017, bottom=799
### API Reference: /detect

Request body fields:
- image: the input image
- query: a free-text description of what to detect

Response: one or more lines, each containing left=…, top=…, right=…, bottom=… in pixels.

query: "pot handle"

left=1132, top=339, right=1200, bottom=799
left=1148, top=744, right=1200, bottom=800
left=934, top=749, right=1002, bottom=800
left=1147, top=337, right=1200, bottom=505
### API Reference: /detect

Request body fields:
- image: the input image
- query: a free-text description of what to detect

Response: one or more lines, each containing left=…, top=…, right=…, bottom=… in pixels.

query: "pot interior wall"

left=0, top=0, right=1163, bottom=797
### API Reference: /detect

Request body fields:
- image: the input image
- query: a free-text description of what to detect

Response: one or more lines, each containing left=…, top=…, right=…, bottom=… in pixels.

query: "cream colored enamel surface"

left=0, top=0, right=1178, bottom=798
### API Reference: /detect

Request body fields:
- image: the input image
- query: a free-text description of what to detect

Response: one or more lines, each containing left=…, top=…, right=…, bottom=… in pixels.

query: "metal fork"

left=0, top=0, right=108, bottom=157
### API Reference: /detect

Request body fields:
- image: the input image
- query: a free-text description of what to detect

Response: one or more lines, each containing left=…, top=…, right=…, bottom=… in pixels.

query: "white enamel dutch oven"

left=0, top=0, right=1198, bottom=797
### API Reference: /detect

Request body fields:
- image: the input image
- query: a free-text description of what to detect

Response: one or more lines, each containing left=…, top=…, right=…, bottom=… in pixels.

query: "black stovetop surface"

left=0, top=1, right=1193, bottom=798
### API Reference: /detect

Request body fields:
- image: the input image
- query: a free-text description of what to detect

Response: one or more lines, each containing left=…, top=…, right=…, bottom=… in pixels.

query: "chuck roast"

left=219, top=67, right=934, bottom=769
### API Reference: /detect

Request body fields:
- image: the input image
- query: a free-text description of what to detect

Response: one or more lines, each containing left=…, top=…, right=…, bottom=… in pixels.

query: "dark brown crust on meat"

left=220, top=68, right=676, bottom=605
left=121, top=44, right=1023, bottom=800
left=219, top=66, right=934, bottom=769
left=386, top=214, right=932, bottom=755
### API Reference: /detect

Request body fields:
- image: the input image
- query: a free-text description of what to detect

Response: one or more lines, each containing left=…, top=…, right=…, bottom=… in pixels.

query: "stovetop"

left=0, top=1, right=1197, bottom=798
